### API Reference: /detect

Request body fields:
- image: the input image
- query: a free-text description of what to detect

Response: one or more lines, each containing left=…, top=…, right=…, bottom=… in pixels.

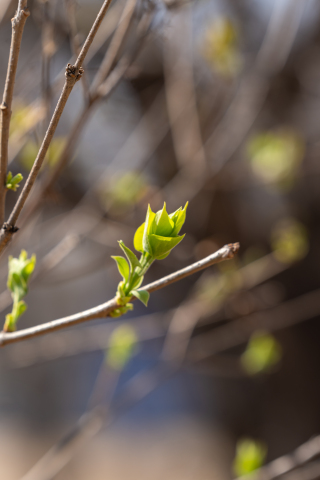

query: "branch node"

left=224, top=242, right=240, bottom=259
left=2, top=223, right=19, bottom=233
left=0, top=102, right=8, bottom=111
left=22, top=7, right=30, bottom=17
left=65, top=63, right=84, bottom=82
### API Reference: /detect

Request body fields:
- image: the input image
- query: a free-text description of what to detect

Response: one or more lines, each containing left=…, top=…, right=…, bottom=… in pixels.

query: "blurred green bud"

left=134, top=202, right=188, bottom=260
left=271, top=218, right=308, bottom=264
left=100, top=171, right=148, bottom=213
left=20, top=137, right=66, bottom=171
left=234, top=438, right=267, bottom=477
left=6, top=172, right=23, bottom=192
left=4, top=250, right=36, bottom=332
left=241, top=331, right=282, bottom=375
left=202, top=17, right=241, bottom=77
left=247, top=130, right=304, bottom=189
left=107, top=325, right=138, bottom=370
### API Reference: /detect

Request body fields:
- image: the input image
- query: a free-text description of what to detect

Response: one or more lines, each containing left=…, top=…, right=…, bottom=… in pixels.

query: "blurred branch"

left=0, top=0, right=114, bottom=255
left=0, top=0, right=30, bottom=225
left=188, top=286, right=320, bottom=363
left=64, top=0, right=91, bottom=102
left=20, top=364, right=171, bottom=480
left=0, top=243, right=239, bottom=347
left=164, top=6, right=207, bottom=172
left=16, top=4, right=153, bottom=228
left=163, top=0, right=307, bottom=207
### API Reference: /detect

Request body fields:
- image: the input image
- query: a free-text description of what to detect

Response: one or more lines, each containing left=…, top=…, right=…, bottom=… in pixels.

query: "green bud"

left=241, top=331, right=282, bottom=375
left=6, top=172, right=23, bottom=192
left=233, top=438, right=267, bottom=477
left=134, top=202, right=188, bottom=259
left=111, top=202, right=188, bottom=317
left=107, top=324, right=137, bottom=369
left=7, top=250, right=36, bottom=300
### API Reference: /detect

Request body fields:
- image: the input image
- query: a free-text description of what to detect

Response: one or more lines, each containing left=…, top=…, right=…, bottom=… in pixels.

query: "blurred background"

left=1, top=0, right=320, bottom=478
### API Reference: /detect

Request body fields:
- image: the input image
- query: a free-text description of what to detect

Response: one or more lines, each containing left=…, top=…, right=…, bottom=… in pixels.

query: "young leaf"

left=111, top=256, right=130, bottom=283
left=131, top=289, right=150, bottom=307
left=119, top=241, right=140, bottom=271
left=154, top=202, right=174, bottom=236
left=142, top=205, right=156, bottom=255
left=149, top=234, right=185, bottom=259
left=133, top=223, right=145, bottom=253
left=171, top=201, right=188, bottom=235
left=131, top=275, right=144, bottom=290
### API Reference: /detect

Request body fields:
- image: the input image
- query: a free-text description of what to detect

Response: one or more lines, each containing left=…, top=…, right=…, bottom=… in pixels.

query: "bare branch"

left=0, top=243, right=239, bottom=347
left=0, top=0, right=30, bottom=225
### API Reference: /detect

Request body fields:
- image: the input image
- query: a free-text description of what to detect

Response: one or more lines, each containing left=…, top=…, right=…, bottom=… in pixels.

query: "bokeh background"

left=1, top=0, right=320, bottom=478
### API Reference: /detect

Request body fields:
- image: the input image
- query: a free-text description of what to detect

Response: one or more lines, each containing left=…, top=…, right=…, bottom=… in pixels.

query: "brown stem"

left=0, top=243, right=239, bottom=347
left=0, top=0, right=30, bottom=225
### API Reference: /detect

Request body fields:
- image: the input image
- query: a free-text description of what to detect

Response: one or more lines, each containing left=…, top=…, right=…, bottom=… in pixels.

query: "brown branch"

left=0, top=0, right=113, bottom=256
left=0, top=0, right=30, bottom=225
left=0, top=243, right=239, bottom=347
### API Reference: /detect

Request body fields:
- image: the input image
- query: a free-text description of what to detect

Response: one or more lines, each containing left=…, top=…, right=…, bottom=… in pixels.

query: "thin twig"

left=90, top=0, right=138, bottom=94
left=0, top=0, right=30, bottom=225
left=0, top=243, right=239, bottom=347
left=0, top=0, right=113, bottom=255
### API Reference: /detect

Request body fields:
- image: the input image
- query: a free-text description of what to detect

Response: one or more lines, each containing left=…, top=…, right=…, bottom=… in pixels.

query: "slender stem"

left=0, top=243, right=239, bottom=347
left=0, top=0, right=30, bottom=225
left=0, top=0, right=113, bottom=256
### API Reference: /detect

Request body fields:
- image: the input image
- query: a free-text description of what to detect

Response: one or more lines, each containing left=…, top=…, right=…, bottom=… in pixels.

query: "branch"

left=5, top=3, right=153, bottom=233
left=0, top=0, right=30, bottom=225
left=0, top=0, right=113, bottom=256
left=0, top=243, right=239, bottom=347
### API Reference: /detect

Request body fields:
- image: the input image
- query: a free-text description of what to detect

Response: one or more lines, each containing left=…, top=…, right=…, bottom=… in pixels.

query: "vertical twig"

left=0, top=0, right=113, bottom=255
left=0, top=0, right=30, bottom=225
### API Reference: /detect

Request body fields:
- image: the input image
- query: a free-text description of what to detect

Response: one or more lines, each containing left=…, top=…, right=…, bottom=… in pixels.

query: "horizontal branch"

left=0, top=243, right=239, bottom=347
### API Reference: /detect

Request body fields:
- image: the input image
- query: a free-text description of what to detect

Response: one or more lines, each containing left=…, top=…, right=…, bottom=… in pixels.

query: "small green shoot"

left=111, top=202, right=188, bottom=314
left=4, top=250, right=36, bottom=332
left=6, top=172, right=23, bottom=191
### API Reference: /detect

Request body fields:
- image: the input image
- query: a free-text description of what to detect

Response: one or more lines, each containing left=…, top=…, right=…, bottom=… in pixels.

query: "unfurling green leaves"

left=233, top=438, right=267, bottom=477
left=135, top=202, right=188, bottom=259
left=118, top=241, right=140, bottom=271
left=6, top=172, right=23, bottom=191
left=107, top=325, right=138, bottom=370
left=111, top=256, right=130, bottom=283
left=4, top=250, right=36, bottom=332
left=111, top=202, right=188, bottom=316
